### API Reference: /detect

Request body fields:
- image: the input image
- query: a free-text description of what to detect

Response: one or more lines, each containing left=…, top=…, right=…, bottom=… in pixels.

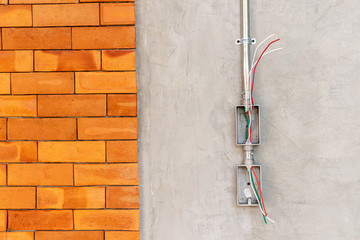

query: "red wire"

left=248, top=112, right=252, bottom=142
left=251, top=39, right=280, bottom=108
left=252, top=167, right=267, bottom=216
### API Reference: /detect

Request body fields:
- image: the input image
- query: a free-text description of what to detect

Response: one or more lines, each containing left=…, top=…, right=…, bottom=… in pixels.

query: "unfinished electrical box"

left=237, top=165, right=261, bottom=206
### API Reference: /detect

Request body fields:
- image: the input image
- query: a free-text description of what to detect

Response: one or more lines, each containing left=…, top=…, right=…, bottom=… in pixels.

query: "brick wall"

left=0, top=0, right=139, bottom=240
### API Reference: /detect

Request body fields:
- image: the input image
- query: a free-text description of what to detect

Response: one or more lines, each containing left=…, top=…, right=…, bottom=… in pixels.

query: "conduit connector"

left=242, top=145, right=254, bottom=167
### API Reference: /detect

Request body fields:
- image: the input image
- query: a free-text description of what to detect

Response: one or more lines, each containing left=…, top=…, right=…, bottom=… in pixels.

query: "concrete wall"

left=137, top=0, right=360, bottom=239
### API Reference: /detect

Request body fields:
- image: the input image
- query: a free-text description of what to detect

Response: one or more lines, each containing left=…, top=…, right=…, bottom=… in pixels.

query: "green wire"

left=244, top=109, right=249, bottom=141
left=250, top=169, right=267, bottom=224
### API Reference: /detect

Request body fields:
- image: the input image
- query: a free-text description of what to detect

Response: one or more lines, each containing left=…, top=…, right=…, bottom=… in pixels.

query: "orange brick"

left=0, top=51, right=33, bottom=72
left=0, top=165, right=5, bottom=185
left=3, top=28, right=71, bottom=50
left=11, top=72, right=74, bottom=94
left=81, top=0, right=134, bottom=2
left=38, top=141, right=105, bottom=163
left=33, top=3, right=99, bottom=27
left=0, top=210, right=6, bottom=231
left=0, top=119, right=5, bottom=140
left=0, top=141, right=37, bottom=162
left=106, top=186, right=139, bottom=208
left=11, top=0, right=77, bottom=3
left=35, top=51, right=101, bottom=71
left=0, top=0, right=6, bottom=4
left=38, top=95, right=106, bottom=117
left=8, top=118, right=76, bottom=140
left=72, top=27, right=135, bottom=49
left=78, top=118, right=138, bottom=140
left=0, top=232, right=34, bottom=240
left=0, top=96, right=36, bottom=117
left=107, top=94, right=137, bottom=116
left=8, top=164, right=73, bottom=186
left=35, top=231, right=103, bottom=240
left=105, top=232, right=139, bottom=240
left=75, top=72, right=136, bottom=94
left=8, top=210, right=73, bottom=230
left=0, top=73, right=10, bottom=94
left=74, top=210, right=139, bottom=230
left=74, top=164, right=138, bottom=186
left=102, top=50, right=136, bottom=71
left=0, top=187, right=35, bottom=209
left=0, top=5, right=32, bottom=27
left=101, top=3, right=135, bottom=25
left=37, top=187, right=105, bottom=209
left=107, top=141, right=138, bottom=163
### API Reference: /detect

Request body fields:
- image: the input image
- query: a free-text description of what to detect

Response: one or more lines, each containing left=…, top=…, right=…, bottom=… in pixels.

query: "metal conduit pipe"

left=241, top=0, right=251, bottom=112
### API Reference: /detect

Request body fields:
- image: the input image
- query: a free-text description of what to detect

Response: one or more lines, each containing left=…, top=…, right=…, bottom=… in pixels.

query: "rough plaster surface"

left=137, top=0, right=360, bottom=239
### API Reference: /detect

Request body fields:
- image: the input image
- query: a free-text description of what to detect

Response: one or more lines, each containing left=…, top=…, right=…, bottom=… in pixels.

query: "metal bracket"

left=235, top=38, right=256, bottom=45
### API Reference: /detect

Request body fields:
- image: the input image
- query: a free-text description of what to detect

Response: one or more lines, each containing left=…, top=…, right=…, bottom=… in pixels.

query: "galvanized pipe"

left=241, top=0, right=251, bottom=111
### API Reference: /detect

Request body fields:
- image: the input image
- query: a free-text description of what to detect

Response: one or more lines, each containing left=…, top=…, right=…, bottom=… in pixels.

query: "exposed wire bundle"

left=248, top=167, right=274, bottom=223
left=245, top=35, right=282, bottom=143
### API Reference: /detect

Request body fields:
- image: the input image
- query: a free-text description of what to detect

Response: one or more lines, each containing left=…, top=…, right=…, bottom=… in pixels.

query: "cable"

left=244, top=108, right=249, bottom=141
left=248, top=111, right=252, bottom=142
left=252, top=167, right=267, bottom=215
left=247, top=34, right=275, bottom=109
left=251, top=39, right=280, bottom=108
left=248, top=169, right=266, bottom=223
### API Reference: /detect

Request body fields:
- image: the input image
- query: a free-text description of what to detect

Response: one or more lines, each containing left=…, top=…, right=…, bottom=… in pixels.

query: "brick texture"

left=0, top=1, right=138, bottom=239
left=35, top=231, right=103, bottom=240
left=74, top=210, right=140, bottom=230
left=11, top=72, right=74, bottom=94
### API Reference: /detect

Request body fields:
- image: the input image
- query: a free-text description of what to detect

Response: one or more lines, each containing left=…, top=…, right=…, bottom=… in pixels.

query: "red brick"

left=38, top=141, right=105, bottom=163
left=0, top=51, right=33, bottom=72
left=0, top=165, right=5, bottom=185
left=107, top=94, right=137, bottom=116
left=0, top=5, right=32, bottom=27
left=10, top=0, right=77, bottom=3
left=107, top=141, right=138, bottom=163
left=74, top=210, right=139, bottom=230
left=78, top=118, right=138, bottom=140
left=75, top=72, right=137, bottom=94
left=37, top=187, right=105, bottom=209
left=105, top=232, right=139, bottom=240
left=35, top=51, right=101, bottom=71
left=0, top=73, right=10, bottom=94
left=0, top=96, right=37, bottom=117
left=3, top=28, right=71, bottom=50
left=101, top=3, right=135, bottom=25
left=0, top=119, right=5, bottom=140
left=0, top=232, right=34, bottom=240
left=35, top=231, right=103, bottom=240
left=33, top=3, right=99, bottom=27
left=38, top=95, right=106, bottom=117
left=8, top=164, right=73, bottom=186
left=102, top=50, right=136, bottom=71
left=74, top=164, right=138, bottom=186
left=11, top=72, right=74, bottom=94
left=106, top=186, right=139, bottom=208
left=0, top=187, right=35, bottom=209
left=0, top=210, right=7, bottom=231
left=72, top=27, right=135, bottom=49
left=8, top=118, right=76, bottom=140
left=0, top=141, right=37, bottom=162
left=8, top=210, right=73, bottom=230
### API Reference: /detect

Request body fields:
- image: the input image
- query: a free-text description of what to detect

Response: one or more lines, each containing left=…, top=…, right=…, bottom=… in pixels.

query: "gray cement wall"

left=136, top=0, right=360, bottom=239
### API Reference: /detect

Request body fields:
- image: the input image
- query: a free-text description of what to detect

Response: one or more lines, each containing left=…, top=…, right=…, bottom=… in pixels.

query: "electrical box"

left=236, top=105, right=261, bottom=145
left=237, top=165, right=262, bottom=206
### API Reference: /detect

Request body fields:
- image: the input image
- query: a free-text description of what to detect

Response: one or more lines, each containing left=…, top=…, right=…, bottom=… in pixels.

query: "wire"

left=248, top=111, right=252, bottom=142
left=244, top=108, right=249, bottom=141
left=249, top=169, right=266, bottom=223
left=251, top=39, right=280, bottom=108
left=252, top=167, right=267, bottom=215
left=249, top=167, right=275, bottom=223
left=248, top=34, right=275, bottom=109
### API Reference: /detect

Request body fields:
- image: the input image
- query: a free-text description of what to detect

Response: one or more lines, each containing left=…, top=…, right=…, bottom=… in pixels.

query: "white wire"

left=248, top=111, right=251, bottom=143
left=248, top=169, right=275, bottom=223
left=248, top=34, right=275, bottom=109
left=250, top=48, right=283, bottom=70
